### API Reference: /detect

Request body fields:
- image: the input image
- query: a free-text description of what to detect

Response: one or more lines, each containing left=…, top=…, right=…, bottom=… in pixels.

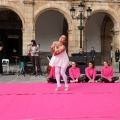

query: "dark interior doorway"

left=0, top=9, right=22, bottom=63
left=7, top=39, right=19, bottom=58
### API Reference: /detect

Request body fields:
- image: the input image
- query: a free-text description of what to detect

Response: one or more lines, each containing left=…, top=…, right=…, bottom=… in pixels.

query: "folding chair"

left=2, top=59, right=9, bottom=73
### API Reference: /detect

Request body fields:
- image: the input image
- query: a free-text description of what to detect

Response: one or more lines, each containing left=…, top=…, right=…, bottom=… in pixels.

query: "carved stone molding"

left=23, top=0, right=35, bottom=5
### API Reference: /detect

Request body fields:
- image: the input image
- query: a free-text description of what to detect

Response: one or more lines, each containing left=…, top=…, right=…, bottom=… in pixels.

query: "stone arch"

left=91, top=7, right=120, bottom=63
left=90, top=7, right=120, bottom=31
left=0, top=5, right=25, bottom=29
left=84, top=6, right=120, bottom=65
left=34, top=3, right=72, bottom=30
left=84, top=6, right=120, bottom=43
left=0, top=4, right=25, bottom=59
left=84, top=6, right=120, bottom=34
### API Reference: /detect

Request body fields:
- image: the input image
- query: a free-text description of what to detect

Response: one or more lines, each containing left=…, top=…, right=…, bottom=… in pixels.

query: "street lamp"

left=70, top=2, right=92, bottom=48
left=70, top=7, right=75, bottom=18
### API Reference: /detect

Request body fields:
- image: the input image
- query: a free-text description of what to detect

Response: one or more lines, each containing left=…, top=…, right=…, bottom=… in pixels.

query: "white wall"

left=35, top=10, right=64, bottom=52
left=85, top=13, right=106, bottom=52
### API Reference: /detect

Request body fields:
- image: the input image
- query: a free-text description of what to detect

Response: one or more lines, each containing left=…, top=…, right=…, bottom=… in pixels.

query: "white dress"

left=49, top=50, right=69, bottom=68
left=30, top=45, right=39, bottom=56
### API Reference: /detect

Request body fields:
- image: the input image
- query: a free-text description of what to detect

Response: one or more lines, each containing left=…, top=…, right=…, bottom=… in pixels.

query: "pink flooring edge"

left=0, top=83, right=120, bottom=120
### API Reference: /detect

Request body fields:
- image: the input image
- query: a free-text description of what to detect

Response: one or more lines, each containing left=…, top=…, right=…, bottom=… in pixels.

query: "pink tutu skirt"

left=49, top=50, right=69, bottom=68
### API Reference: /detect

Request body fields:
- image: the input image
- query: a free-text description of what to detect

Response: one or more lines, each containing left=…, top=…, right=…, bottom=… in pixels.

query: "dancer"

left=101, top=60, right=119, bottom=83
left=49, top=35, right=69, bottom=91
left=85, top=61, right=100, bottom=83
left=68, top=61, right=85, bottom=83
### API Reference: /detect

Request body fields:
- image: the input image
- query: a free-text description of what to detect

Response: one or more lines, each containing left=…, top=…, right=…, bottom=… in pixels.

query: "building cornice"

left=84, top=0, right=120, bottom=3
left=23, top=0, right=35, bottom=5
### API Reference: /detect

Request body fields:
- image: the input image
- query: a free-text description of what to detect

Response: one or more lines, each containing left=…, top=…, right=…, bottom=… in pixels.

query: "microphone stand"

left=36, top=43, right=42, bottom=77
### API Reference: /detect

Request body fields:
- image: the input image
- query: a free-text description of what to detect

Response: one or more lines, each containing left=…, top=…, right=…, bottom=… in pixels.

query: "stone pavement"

left=0, top=65, right=120, bottom=83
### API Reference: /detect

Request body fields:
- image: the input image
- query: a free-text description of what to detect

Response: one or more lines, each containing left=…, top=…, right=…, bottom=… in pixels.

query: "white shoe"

left=65, top=87, right=69, bottom=91
left=88, top=80, right=91, bottom=83
left=55, top=87, right=60, bottom=91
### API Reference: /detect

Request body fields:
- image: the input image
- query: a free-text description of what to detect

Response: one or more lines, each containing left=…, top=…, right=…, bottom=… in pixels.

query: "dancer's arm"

left=50, top=42, right=56, bottom=54
left=85, top=68, right=91, bottom=80
left=69, top=68, right=74, bottom=80
left=101, top=68, right=108, bottom=79
left=54, top=45, right=65, bottom=56
left=76, top=68, right=80, bottom=79
left=93, top=68, right=97, bottom=80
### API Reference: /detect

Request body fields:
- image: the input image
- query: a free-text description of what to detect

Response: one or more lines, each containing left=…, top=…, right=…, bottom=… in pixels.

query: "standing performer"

left=49, top=35, right=69, bottom=91
left=115, top=48, right=120, bottom=67
left=29, top=40, right=41, bottom=75
left=90, top=47, right=96, bottom=62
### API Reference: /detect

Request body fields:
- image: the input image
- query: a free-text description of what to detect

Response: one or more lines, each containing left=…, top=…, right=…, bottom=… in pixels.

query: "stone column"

left=22, top=0, right=35, bottom=55
left=101, top=36, right=112, bottom=63
left=83, top=27, right=86, bottom=52
left=68, top=20, right=80, bottom=56
left=68, top=29, right=80, bottom=56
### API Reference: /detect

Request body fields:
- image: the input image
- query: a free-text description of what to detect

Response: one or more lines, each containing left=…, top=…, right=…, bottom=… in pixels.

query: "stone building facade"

left=0, top=0, right=120, bottom=65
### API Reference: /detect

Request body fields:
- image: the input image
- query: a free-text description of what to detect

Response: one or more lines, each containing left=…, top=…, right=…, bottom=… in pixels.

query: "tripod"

left=18, top=56, right=31, bottom=77
left=12, top=56, right=19, bottom=73
left=18, top=61, right=25, bottom=77
left=41, top=56, right=47, bottom=76
left=35, top=55, right=47, bottom=77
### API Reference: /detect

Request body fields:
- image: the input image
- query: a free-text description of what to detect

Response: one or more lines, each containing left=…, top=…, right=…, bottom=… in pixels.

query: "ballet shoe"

left=65, top=87, right=69, bottom=91
left=55, top=87, right=60, bottom=91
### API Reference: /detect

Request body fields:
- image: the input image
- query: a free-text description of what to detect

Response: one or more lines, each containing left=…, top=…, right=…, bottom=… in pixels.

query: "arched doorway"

left=35, top=10, right=68, bottom=64
left=0, top=9, right=22, bottom=63
left=85, top=12, right=114, bottom=64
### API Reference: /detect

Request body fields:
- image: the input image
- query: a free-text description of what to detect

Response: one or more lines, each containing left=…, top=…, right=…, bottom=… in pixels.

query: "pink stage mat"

left=0, top=83, right=120, bottom=120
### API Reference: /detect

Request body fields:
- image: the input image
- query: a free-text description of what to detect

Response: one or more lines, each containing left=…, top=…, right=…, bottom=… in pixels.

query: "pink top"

left=69, top=67, right=80, bottom=80
left=49, top=67, right=56, bottom=79
left=48, top=67, right=62, bottom=79
left=85, top=67, right=96, bottom=80
left=49, top=50, right=69, bottom=68
left=101, top=66, right=114, bottom=79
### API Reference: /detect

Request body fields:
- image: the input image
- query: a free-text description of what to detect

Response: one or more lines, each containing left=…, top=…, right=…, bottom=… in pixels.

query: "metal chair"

left=2, top=59, right=9, bottom=73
